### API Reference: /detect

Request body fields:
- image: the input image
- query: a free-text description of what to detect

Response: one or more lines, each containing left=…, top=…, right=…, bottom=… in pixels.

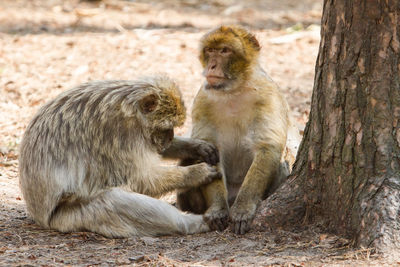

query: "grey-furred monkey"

left=177, top=25, right=299, bottom=234
left=19, top=76, right=221, bottom=238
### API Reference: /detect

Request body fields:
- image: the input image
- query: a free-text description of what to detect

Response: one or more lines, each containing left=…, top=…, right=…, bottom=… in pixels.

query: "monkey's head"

left=133, top=76, right=186, bottom=153
left=199, top=25, right=261, bottom=92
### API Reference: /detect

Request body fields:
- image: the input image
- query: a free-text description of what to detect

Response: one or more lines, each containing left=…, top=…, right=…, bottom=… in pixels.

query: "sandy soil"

left=0, top=0, right=393, bottom=266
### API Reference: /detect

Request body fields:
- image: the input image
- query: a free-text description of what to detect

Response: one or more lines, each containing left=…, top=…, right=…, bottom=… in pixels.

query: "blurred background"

left=0, top=0, right=321, bottom=183
left=0, top=0, right=322, bottom=147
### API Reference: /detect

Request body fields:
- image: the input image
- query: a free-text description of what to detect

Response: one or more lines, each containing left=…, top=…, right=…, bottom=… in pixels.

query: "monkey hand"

left=188, top=139, right=219, bottom=165
left=186, top=163, right=222, bottom=187
left=229, top=201, right=257, bottom=235
left=204, top=203, right=229, bottom=231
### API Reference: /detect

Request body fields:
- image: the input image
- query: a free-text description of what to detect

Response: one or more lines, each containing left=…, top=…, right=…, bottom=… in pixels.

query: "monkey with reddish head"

left=19, top=76, right=221, bottom=238
left=177, top=25, right=299, bottom=234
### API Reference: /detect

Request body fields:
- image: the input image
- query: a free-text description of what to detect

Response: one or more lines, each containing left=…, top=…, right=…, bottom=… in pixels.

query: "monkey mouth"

left=205, top=76, right=228, bottom=90
left=206, top=75, right=225, bottom=85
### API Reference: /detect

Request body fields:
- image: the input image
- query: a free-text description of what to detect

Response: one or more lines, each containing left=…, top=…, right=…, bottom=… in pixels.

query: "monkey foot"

left=204, top=206, right=229, bottom=231
left=230, top=202, right=257, bottom=235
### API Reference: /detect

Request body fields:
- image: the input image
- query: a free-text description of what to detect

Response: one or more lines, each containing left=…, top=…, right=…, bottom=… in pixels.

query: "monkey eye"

left=204, top=47, right=215, bottom=54
left=221, top=47, right=231, bottom=54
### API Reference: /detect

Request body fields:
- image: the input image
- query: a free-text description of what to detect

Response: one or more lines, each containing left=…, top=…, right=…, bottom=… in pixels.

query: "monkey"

left=177, top=25, right=298, bottom=234
left=18, top=76, right=222, bottom=238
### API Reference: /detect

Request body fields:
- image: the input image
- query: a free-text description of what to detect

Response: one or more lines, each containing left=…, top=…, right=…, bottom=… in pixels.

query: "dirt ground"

left=0, top=0, right=395, bottom=266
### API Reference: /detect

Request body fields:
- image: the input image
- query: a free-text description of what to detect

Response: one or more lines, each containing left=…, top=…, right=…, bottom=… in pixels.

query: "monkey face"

left=151, top=128, right=174, bottom=153
left=200, top=25, right=261, bottom=92
left=202, top=46, right=241, bottom=91
left=201, top=44, right=252, bottom=92
left=203, top=46, right=232, bottom=87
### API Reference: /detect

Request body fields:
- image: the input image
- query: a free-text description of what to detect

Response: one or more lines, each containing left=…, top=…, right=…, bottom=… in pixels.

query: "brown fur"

left=177, top=26, right=298, bottom=234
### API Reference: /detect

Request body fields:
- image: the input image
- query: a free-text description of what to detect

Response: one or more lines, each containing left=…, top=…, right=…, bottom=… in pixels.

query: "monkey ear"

left=247, top=34, right=261, bottom=51
left=139, top=94, right=159, bottom=114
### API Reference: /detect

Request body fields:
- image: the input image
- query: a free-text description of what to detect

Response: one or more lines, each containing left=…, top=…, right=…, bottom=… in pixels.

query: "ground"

left=0, top=0, right=393, bottom=266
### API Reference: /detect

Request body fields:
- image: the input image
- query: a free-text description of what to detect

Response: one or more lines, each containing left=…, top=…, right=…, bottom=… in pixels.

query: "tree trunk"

left=254, top=0, right=400, bottom=252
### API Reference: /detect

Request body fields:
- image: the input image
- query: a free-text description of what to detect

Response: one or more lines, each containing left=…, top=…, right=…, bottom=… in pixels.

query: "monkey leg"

left=262, top=161, right=290, bottom=199
left=177, top=158, right=228, bottom=231
left=201, top=179, right=229, bottom=231
left=177, top=154, right=228, bottom=231
left=176, top=157, right=209, bottom=214
left=177, top=180, right=229, bottom=231
left=177, top=187, right=207, bottom=214
left=49, top=188, right=210, bottom=238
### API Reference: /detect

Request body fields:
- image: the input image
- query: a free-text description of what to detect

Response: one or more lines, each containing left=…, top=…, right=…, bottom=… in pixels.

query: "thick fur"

left=177, top=26, right=299, bottom=234
left=19, top=76, right=220, bottom=237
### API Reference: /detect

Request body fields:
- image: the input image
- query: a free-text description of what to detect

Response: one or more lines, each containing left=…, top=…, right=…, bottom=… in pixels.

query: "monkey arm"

left=136, top=163, right=221, bottom=198
left=161, top=137, right=219, bottom=165
left=236, top=145, right=282, bottom=204
left=230, top=144, right=283, bottom=234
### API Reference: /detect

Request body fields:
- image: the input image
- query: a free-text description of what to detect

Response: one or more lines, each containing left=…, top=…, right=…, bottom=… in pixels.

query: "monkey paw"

left=229, top=202, right=257, bottom=235
left=204, top=205, right=229, bottom=231
left=191, top=139, right=219, bottom=165
left=187, top=163, right=222, bottom=186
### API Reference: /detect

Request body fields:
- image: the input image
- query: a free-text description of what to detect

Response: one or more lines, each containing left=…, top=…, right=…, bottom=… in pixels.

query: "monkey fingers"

left=192, top=139, right=219, bottom=165
left=206, top=166, right=222, bottom=183
left=187, top=163, right=222, bottom=187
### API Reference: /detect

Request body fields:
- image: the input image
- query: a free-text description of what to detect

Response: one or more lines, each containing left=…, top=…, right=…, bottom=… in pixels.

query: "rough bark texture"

left=254, top=0, right=400, bottom=252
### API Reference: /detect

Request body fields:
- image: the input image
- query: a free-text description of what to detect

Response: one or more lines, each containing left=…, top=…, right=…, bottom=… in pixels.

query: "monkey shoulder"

left=255, top=78, right=289, bottom=118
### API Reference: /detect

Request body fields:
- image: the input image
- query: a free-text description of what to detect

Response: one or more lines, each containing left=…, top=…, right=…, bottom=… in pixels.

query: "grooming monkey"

left=19, top=76, right=221, bottom=238
left=177, top=25, right=297, bottom=234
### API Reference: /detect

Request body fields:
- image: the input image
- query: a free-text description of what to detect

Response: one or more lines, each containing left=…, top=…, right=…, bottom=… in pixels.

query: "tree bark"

left=253, top=0, right=400, bottom=252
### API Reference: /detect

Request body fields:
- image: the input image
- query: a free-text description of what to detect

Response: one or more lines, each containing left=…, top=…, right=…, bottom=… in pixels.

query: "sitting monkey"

left=19, top=76, right=221, bottom=237
left=177, top=25, right=298, bottom=234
